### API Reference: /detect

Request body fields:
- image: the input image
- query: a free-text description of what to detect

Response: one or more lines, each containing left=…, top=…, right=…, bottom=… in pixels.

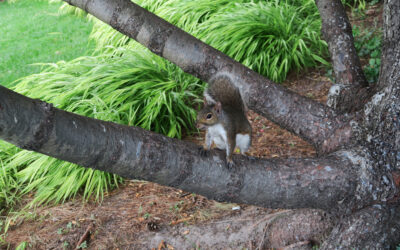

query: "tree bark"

left=62, top=0, right=352, bottom=154
left=131, top=208, right=333, bottom=249
left=315, top=0, right=370, bottom=113
left=321, top=204, right=400, bottom=249
left=379, top=0, right=400, bottom=90
left=320, top=0, right=400, bottom=247
left=0, top=86, right=396, bottom=214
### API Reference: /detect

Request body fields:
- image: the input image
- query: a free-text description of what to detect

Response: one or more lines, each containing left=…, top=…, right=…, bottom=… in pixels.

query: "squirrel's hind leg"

left=236, top=133, right=251, bottom=154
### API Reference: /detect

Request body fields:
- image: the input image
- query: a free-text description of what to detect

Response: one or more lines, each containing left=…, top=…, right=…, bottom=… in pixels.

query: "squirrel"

left=196, top=74, right=252, bottom=168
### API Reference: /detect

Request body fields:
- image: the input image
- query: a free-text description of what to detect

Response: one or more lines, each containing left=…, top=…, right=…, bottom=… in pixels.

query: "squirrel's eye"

left=206, top=113, right=212, bottom=119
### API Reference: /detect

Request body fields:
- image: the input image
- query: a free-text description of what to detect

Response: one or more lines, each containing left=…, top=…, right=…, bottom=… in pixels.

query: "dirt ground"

left=2, top=4, right=383, bottom=249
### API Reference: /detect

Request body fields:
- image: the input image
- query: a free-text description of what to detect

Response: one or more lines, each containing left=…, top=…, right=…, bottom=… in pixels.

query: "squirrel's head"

left=196, top=100, right=222, bottom=130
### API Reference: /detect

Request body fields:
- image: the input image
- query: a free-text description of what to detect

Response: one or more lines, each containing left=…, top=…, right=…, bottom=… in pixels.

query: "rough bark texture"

left=362, top=0, right=400, bottom=175
left=265, top=209, right=333, bottom=248
left=316, top=0, right=369, bottom=113
left=130, top=208, right=333, bottom=249
left=0, top=86, right=389, bottom=213
left=63, top=0, right=352, bottom=153
left=321, top=204, right=400, bottom=249
left=320, top=0, right=400, bottom=247
left=379, top=0, right=400, bottom=90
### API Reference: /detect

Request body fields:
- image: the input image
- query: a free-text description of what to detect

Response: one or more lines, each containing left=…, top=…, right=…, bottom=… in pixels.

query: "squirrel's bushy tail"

left=205, top=75, right=245, bottom=112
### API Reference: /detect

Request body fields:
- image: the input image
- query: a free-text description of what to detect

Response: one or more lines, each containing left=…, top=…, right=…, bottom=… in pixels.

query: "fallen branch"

left=75, top=223, right=94, bottom=249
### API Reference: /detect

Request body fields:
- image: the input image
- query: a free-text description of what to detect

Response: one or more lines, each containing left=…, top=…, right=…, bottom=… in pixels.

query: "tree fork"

left=63, top=0, right=352, bottom=153
left=315, top=0, right=369, bottom=113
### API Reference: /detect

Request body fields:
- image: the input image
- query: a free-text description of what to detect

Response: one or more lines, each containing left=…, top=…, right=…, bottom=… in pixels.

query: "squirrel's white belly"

left=207, top=124, right=227, bottom=149
left=236, top=133, right=250, bottom=153
left=207, top=124, right=250, bottom=153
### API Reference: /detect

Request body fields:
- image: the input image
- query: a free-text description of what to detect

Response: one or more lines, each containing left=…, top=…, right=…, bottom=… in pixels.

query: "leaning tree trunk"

left=0, top=0, right=399, bottom=247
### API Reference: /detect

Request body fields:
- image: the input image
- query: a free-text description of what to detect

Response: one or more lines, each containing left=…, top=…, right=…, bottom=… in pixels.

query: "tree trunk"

left=321, top=204, right=400, bottom=248
left=315, top=0, right=370, bottom=113
left=0, top=0, right=399, bottom=247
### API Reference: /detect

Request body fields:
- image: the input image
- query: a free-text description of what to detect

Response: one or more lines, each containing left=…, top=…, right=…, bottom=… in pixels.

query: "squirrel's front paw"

left=226, top=159, right=235, bottom=169
left=248, top=155, right=257, bottom=162
left=198, top=147, right=209, bottom=157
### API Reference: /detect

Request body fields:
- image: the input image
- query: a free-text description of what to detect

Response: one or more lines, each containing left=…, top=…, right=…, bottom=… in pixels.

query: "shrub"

left=3, top=45, right=203, bottom=205
left=198, top=1, right=328, bottom=82
left=353, top=25, right=382, bottom=83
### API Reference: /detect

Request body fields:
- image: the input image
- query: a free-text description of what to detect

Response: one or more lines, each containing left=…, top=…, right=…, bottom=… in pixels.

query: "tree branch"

left=379, top=0, right=400, bottom=90
left=131, top=208, right=333, bottom=249
left=315, top=0, right=369, bottom=113
left=0, top=86, right=397, bottom=212
left=321, top=204, right=400, bottom=249
left=63, top=0, right=351, bottom=153
left=265, top=209, right=333, bottom=248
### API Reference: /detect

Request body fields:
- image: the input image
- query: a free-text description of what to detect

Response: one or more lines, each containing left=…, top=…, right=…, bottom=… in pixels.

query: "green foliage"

left=156, top=0, right=243, bottom=34
left=342, top=0, right=381, bottom=9
left=58, top=2, right=88, bottom=17
left=0, top=0, right=94, bottom=87
left=89, top=18, right=131, bottom=53
left=13, top=46, right=202, bottom=138
left=86, top=0, right=171, bottom=53
left=15, top=241, right=28, bottom=250
left=0, top=142, right=20, bottom=213
left=6, top=151, right=122, bottom=205
left=1, top=45, right=202, bottom=206
left=341, top=0, right=381, bottom=17
left=197, top=0, right=328, bottom=82
left=78, top=241, right=88, bottom=249
left=87, top=0, right=328, bottom=82
left=353, top=25, right=382, bottom=83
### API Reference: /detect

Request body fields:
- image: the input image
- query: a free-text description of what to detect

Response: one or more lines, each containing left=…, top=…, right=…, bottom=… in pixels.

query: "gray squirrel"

left=196, top=75, right=252, bottom=167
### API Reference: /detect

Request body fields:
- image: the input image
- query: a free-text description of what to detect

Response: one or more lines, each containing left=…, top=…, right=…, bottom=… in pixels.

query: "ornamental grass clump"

left=86, top=0, right=328, bottom=83
left=198, top=0, right=328, bottom=82
left=3, top=45, right=202, bottom=205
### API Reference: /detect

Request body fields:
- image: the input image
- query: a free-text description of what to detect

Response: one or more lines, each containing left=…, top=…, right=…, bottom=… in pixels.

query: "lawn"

left=0, top=0, right=94, bottom=87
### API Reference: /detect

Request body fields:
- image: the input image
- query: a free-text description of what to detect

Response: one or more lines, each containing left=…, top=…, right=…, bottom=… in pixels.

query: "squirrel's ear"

left=203, top=96, right=208, bottom=105
left=215, top=102, right=222, bottom=114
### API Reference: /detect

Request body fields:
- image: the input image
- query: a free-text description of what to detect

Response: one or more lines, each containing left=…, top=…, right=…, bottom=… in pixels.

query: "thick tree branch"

left=131, top=208, right=333, bottom=249
left=321, top=204, right=400, bottom=249
left=379, top=0, right=400, bottom=90
left=315, top=0, right=369, bottom=113
left=63, top=0, right=351, bottom=153
left=362, top=0, right=400, bottom=174
left=264, top=209, right=333, bottom=248
left=0, top=86, right=397, bottom=212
